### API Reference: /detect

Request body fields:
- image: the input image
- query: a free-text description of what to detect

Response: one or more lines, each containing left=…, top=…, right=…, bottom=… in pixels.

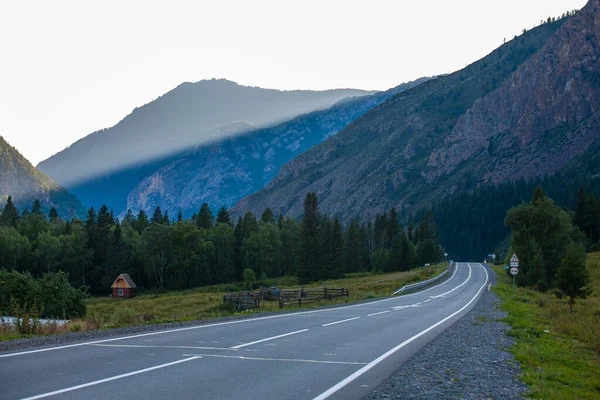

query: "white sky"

left=0, top=0, right=588, bottom=165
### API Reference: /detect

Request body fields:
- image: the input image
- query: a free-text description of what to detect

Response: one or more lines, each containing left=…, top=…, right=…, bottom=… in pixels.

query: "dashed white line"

left=182, top=353, right=367, bottom=365
left=312, top=264, right=489, bottom=400
left=90, top=344, right=238, bottom=351
left=230, top=329, right=309, bottom=349
left=322, top=317, right=360, bottom=327
left=367, top=311, right=390, bottom=317
left=21, top=356, right=200, bottom=400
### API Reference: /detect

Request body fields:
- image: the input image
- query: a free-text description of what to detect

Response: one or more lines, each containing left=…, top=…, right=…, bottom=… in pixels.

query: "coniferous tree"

left=261, top=208, right=274, bottom=224
left=32, top=199, right=42, bottom=216
left=103, top=223, right=131, bottom=290
left=177, top=210, right=183, bottom=223
left=555, top=243, right=591, bottom=312
left=344, top=219, right=362, bottom=273
left=197, top=203, right=214, bottom=230
left=216, top=206, right=231, bottom=225
left=135, top=210, right=149, bottom=234
left=123, top=209, right=135, bottom=227
left=0, top=196, right=19, bottom=228
left=48, top=207, right=59, bottom=223
left=575, top=188, right=586, bottom=232
left=584, top=193, right=600, bottom=243
left=151, top=206, right=163, bottom=224
left=163, top=211, right=170, bottom=225
left=298, top=192, right=320, bottom=283
left=329, top=216, right=345, bottom=279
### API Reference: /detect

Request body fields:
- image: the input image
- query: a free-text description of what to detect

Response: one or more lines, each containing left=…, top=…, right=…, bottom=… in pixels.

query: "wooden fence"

left=278, top=287, right=349, bottom=308
left=222, top=292, right=262, bottom=311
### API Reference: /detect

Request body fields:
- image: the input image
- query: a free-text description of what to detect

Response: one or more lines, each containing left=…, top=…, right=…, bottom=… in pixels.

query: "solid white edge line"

left=0, top=264, right=464, bottom=359
left=230, top=329, right=309, bottom=349
left=322, top=317, right=360, bottom=327
left=367, top=311, right=390, bottom=317
left=312, top=263, right=489, bottom=400
left=20, top=356, right=200, bottom=400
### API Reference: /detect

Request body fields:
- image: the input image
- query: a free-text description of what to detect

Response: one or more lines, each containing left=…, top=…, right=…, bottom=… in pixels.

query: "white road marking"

left=423, top=299, right=432, bottom=303
left=0, top=264, right=463, bottom=359
left=322, top=317, right=360, bottom=327
left=181, top=353, right=367, bottom=365
left=89, top=344, right=237, bottom=351
left=312, top=263, right=489, bottom=400
left=367, top=311, right=390, bottom=317
left=230, top=329, right=309, bottom=349
left=21, top=356, right=200, bottom=400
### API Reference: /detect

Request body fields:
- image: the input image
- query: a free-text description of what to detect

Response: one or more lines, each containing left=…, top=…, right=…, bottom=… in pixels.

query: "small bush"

left=111, top=308, right=138, bottom=326
left=68, top=322, right=83, bottom=332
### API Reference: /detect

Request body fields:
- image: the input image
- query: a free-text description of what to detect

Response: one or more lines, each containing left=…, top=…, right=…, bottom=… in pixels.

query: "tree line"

left=505, top=187, right=592, bottom=311
left=0, top=193, right=444, bottom=294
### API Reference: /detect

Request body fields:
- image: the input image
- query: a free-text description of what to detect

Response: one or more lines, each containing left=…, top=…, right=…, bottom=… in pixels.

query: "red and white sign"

left=510, top=253, right=519, bottom=267
left=510, top=267, right=519, bottom=276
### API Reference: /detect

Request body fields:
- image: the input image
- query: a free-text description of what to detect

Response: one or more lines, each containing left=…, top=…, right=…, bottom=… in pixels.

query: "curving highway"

left=0, top=262, right=490, bottom=400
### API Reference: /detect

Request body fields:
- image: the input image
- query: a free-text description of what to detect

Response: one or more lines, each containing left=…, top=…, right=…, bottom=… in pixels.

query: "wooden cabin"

left=111, top=274, right=137, bottom=298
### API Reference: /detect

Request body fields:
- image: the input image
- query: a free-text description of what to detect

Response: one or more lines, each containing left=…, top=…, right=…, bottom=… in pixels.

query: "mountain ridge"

left=232, top=6, right=596, bottom=223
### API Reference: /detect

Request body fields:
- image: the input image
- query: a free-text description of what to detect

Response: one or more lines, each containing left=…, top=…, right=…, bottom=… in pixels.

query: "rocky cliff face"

left=125, top=79, right=428, bottom=217
left=427, top=0, right=600, bottom=184
left=0, top=136, right=85, bottom=218
left=234, top=4, right=599, bottom=222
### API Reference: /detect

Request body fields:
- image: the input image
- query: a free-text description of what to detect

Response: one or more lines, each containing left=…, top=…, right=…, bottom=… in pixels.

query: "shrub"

left=111, top=308, right=138, bottom=326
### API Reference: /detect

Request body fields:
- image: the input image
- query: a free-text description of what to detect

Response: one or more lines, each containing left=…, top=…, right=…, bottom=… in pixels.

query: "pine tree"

left=48, top=207, right=59, bottom=223
left=135, top=210, right=149, bottom=234
left=151, top=206, right=163, bottom=224
left=216, top=206, right=231, bottom=225
left=163, top=211, right=170, bottom=225
left=555, top=243, right=591, bottom=312
left=177, top=210, right=183, bottom=222
left=0, top=196, right=19, bottom=228
left=298, top=192, right=320, bottom=284
left=32, top=199, right=42, bottom=216
left=123, top=209, right=135, bottom=227
left=329, top=216, right=345, bottom=279
left=197, top=203, right=214, bottom=230
left=575, top=188, right=586, bottom=233
left=261, top=208, right=274, bottom=224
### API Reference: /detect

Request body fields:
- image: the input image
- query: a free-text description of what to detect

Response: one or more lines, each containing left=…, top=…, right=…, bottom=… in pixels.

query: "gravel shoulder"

left=366, top=288, right=528, bottom=400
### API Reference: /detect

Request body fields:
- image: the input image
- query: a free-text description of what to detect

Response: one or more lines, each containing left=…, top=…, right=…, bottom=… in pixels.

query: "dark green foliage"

left=298, top=192, right=320, bottom=284
left=555, top=242, right=591, bottom=312
left=135, top=210, right=149, bottom=234
left=216, top=206, right=231, bottom=225
left=505, top=189, right=582, bottom=289
left=261, top=208, right=274, bottom=224
left=48, top=207, right=59, bottom=223
left=0, top=196, right=19, bottom=228
left=151, top=206, right=163, bottom=224
left=0, top=269, right=87, bottom=319
left=197, top=203, right=214, bottom=230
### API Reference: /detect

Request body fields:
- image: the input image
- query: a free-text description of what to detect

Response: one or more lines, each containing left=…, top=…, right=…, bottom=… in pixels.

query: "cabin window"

left=118, top=289, right=123, bottom=296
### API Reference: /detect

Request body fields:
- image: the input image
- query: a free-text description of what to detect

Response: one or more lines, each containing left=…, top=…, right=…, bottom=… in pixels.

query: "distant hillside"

left=37, top=79, right=373, bottom=211
left=0, top=136, right=85, bottom=218
left=125, top=78, right=429, bottom=217
left=234, top=4, right=599, bottom=223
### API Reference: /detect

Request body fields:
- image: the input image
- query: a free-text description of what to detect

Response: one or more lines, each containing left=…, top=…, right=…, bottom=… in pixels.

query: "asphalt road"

left=0, top=262, right=490, bottom=400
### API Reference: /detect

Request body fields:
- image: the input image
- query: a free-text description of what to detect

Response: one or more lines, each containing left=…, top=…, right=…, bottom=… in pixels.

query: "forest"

left=0, top=193, right=443, bottom=296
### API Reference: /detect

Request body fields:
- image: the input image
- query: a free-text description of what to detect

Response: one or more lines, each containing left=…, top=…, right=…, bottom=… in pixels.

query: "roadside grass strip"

left=492, top=257, right=600, bottom=400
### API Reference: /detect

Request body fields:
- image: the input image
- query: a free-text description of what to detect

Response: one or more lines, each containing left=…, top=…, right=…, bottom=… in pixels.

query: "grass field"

left=1, top=264, right=446, bottom=340
left=493, top=252, right=600, bottom=399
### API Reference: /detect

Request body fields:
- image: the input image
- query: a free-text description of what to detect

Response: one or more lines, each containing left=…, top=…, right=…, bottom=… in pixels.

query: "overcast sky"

left=0, top=0, right=588, bottom=165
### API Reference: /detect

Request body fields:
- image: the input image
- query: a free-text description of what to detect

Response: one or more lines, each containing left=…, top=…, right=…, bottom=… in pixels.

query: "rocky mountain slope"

left=0, top=136, right=86, bottom=218
left=125, top=78, right=429, bottom=217
left=37, top=79, right=373, bottom=211
left=234, top=3, right=600, bottom=223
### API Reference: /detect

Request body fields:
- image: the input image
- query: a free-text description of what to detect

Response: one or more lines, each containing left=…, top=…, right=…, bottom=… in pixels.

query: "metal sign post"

left=509, top=253, right=519, bottom=293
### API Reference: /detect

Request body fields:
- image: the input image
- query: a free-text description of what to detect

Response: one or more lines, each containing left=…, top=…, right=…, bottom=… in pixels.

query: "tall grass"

left=493, top=252, right=600, bottom=399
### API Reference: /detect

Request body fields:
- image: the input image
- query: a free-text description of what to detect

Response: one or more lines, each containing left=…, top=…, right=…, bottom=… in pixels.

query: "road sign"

left=510, top=267, right=519, bottom=276
left=510, top=253, right=519, bottom=267
left=488, top=254, right=493, bottom=257
left=504, top=265, right=509, bottom=270
left=424, top=263, right=430, bottom=267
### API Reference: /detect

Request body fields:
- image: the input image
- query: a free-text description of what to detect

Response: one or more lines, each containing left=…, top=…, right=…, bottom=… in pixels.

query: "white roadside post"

left=509, top=253, right=520, bottom=293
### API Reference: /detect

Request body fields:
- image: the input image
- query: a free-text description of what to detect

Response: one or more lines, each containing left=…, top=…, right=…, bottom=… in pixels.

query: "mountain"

left=0, top=136, right=86, bottom=218
left=37, top=79, right=374, bottom=211
left=233, top=3, right=600, bottom=223
left=125, top=78, right=429, bottom=217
